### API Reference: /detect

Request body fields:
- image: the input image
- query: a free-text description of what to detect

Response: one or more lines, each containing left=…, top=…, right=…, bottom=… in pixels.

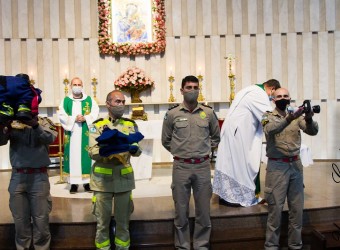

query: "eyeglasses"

left=275, top=94, right=290, bottom=99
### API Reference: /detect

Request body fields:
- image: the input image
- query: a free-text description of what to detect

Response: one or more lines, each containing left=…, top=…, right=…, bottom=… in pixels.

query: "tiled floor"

left=0, top=161, right=339, bottom=225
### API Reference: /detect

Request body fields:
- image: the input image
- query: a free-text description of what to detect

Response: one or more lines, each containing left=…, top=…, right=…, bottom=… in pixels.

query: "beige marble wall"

left=0, top=0, right=339, bottom=164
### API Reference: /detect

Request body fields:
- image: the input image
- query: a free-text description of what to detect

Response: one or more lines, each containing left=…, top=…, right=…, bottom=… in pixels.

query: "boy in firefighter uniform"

left=88, top=90, right=143, bottom=250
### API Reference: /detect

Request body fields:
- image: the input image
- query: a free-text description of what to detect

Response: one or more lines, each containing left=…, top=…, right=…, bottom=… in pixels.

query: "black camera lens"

left=312, top=105, right=320, bottom=113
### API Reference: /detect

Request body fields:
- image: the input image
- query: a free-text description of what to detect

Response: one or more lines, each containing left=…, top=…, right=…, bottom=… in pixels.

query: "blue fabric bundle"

left=96, top=127, right=144, bottom=156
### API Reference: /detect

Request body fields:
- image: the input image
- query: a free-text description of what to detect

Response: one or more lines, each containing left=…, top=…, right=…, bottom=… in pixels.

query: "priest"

left=213, top=79, right=280, bottom=207
left=58, top=77, right=99, bottom=193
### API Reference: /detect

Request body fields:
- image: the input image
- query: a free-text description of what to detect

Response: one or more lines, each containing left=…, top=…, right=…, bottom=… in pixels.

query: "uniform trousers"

left=8, top=171, right=52, bottom=250
left=172, top=160, right=212, bottom=250
left=264, top=159, right=304, bottom=250
left=92, top=191, right=133, bottom=250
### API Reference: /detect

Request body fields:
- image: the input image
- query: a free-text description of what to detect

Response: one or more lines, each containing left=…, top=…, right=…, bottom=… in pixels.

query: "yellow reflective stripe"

left=121, top=166, right=133, bottom=175
left=95, top=119, right=110, bottom=128
left=122, top=120, right=134, bottom=127
left=131, top=142, right=138, bottom=146
left=92, top=195, right=96, bottom=203
left=115, top=237, right=130, bottom=247
left=95, top=239, right=110, bottom=249
left=94, top=166, right=112, bottom=175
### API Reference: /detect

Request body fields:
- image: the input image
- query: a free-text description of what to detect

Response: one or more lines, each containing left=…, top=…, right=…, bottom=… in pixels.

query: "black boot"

left=70, top=184, right=78, bottom=194
left=218, top=197, right=242, bottom=207
left=0, top=103, right=14, bottom=124
left=83, top=183, right=92, bottom=193
left=16, top=103, right=32, bottom=121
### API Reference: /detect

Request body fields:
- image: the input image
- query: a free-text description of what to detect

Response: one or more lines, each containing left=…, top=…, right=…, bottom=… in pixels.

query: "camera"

left=299, top=100, right=320, bottom=114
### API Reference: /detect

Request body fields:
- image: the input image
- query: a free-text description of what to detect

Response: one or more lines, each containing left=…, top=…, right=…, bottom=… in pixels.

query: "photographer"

left=261, top=88, right=318, bottom=250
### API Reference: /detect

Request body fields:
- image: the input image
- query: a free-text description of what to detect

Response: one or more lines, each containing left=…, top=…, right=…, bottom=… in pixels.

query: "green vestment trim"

left=255, top=83, right=265, bottom=91
left=63, top=96, right=92, bottom=175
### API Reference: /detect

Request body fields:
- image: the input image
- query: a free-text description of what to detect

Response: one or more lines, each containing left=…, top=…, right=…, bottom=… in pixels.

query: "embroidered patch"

left=89, top=126, right=97, bottom=133
left=261, top=115, right=269, bottom=126
left=199, top=111, right=206, bottom=119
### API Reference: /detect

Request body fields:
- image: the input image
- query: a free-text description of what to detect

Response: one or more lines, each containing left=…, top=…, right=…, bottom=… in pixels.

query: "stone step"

left=1, top=207, right=339, bottom=249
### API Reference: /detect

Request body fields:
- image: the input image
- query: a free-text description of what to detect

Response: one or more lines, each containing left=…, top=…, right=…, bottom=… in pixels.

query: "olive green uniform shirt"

left=262, top=109, right=319, bottom=158
left=162, top=103, right=220, bottom=158
left=0, top=118, right=57, bottom=168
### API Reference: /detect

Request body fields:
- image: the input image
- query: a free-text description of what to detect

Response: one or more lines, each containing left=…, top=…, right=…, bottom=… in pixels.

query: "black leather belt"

left=268, top=155, right=299, bottom=163
left=13, top=167, right=47, bottom=174
left=173, top=156, right=210, bottom=164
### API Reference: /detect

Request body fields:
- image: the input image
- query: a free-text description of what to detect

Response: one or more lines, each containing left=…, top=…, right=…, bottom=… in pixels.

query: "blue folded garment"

left=96, top=127, right=144, bottom=144
left=96, top=127, right=144, bottom=156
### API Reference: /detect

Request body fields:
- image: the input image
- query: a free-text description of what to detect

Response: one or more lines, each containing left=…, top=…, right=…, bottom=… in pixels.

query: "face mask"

left=275, top=99, right=290, bottom=111
left=72, top=86, right=83, bottom=95
left=108, top=105, right=125, bottom=119
left=183, top=90, right=199, bottom=103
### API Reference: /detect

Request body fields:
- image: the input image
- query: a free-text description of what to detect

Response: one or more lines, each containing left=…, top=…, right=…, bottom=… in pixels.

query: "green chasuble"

left=63, top=96, right=92, bottom=175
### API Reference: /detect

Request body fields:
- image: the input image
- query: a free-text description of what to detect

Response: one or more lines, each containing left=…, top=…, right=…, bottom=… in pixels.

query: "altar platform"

left=0, top=161, right=340, bottom=250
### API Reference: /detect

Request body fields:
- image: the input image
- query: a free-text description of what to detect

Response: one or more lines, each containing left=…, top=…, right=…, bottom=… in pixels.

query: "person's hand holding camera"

left=286, top=107, right=304, bottom=123
left=304, top=110, right=314, bottom=124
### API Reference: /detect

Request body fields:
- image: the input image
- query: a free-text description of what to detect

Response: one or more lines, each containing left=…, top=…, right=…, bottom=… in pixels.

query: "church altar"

left=130, top=120, right=166, bottom=180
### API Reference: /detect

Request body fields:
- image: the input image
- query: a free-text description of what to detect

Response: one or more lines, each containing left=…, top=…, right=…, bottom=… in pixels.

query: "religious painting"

left=98, top=0, right=166, bottom=56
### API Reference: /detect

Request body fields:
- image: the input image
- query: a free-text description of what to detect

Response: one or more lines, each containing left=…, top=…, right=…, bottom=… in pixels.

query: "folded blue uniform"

left=96, top=127, right=144, bottom=156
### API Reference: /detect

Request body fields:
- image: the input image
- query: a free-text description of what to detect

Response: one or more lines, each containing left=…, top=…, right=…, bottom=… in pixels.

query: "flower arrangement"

left=114, top=66, right=154, bottom=93
left=98, top=0, right=166, bottom=56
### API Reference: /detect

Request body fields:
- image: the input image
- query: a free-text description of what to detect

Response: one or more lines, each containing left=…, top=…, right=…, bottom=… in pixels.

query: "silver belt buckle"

left=191, top=158, right=195, bottom=163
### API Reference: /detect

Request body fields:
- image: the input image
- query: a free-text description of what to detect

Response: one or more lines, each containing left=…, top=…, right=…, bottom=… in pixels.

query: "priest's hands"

left=76, top=115, right=85, bottom=123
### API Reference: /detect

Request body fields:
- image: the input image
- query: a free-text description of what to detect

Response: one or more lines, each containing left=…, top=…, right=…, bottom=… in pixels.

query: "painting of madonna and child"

left=111, top=0, right=153, bottom=43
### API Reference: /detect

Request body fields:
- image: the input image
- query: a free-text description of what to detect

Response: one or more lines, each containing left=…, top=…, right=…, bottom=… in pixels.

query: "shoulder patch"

left=261, top=112, right=271, bottom=126
left=202, top=103, right=212, bottom=109
left=89, top=125, right=97, bottom=133
left=168, top=104, right=179, bottom=110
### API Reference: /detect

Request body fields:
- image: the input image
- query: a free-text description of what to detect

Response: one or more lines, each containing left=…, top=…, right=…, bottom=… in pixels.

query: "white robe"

left=58, top=94, right=99, bottom=185
left=213, top=85, right=273, bottom=207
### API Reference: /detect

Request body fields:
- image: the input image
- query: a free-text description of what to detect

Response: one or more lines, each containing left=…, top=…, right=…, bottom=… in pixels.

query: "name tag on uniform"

left=176, top=118, right=188, bottom=122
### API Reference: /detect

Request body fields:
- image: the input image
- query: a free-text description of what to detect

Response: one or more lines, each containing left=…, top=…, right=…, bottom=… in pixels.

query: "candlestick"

left=63, top=78, right=69, bottom=96
left=29, top=72, right=35, bottom=85
left=225, top=54, right=236, bottom=104
left=92, top=77, right=98, bottom=101
left=168, top=75, right=175, bottom=102
left=197, top=74, right=205, bottom=102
